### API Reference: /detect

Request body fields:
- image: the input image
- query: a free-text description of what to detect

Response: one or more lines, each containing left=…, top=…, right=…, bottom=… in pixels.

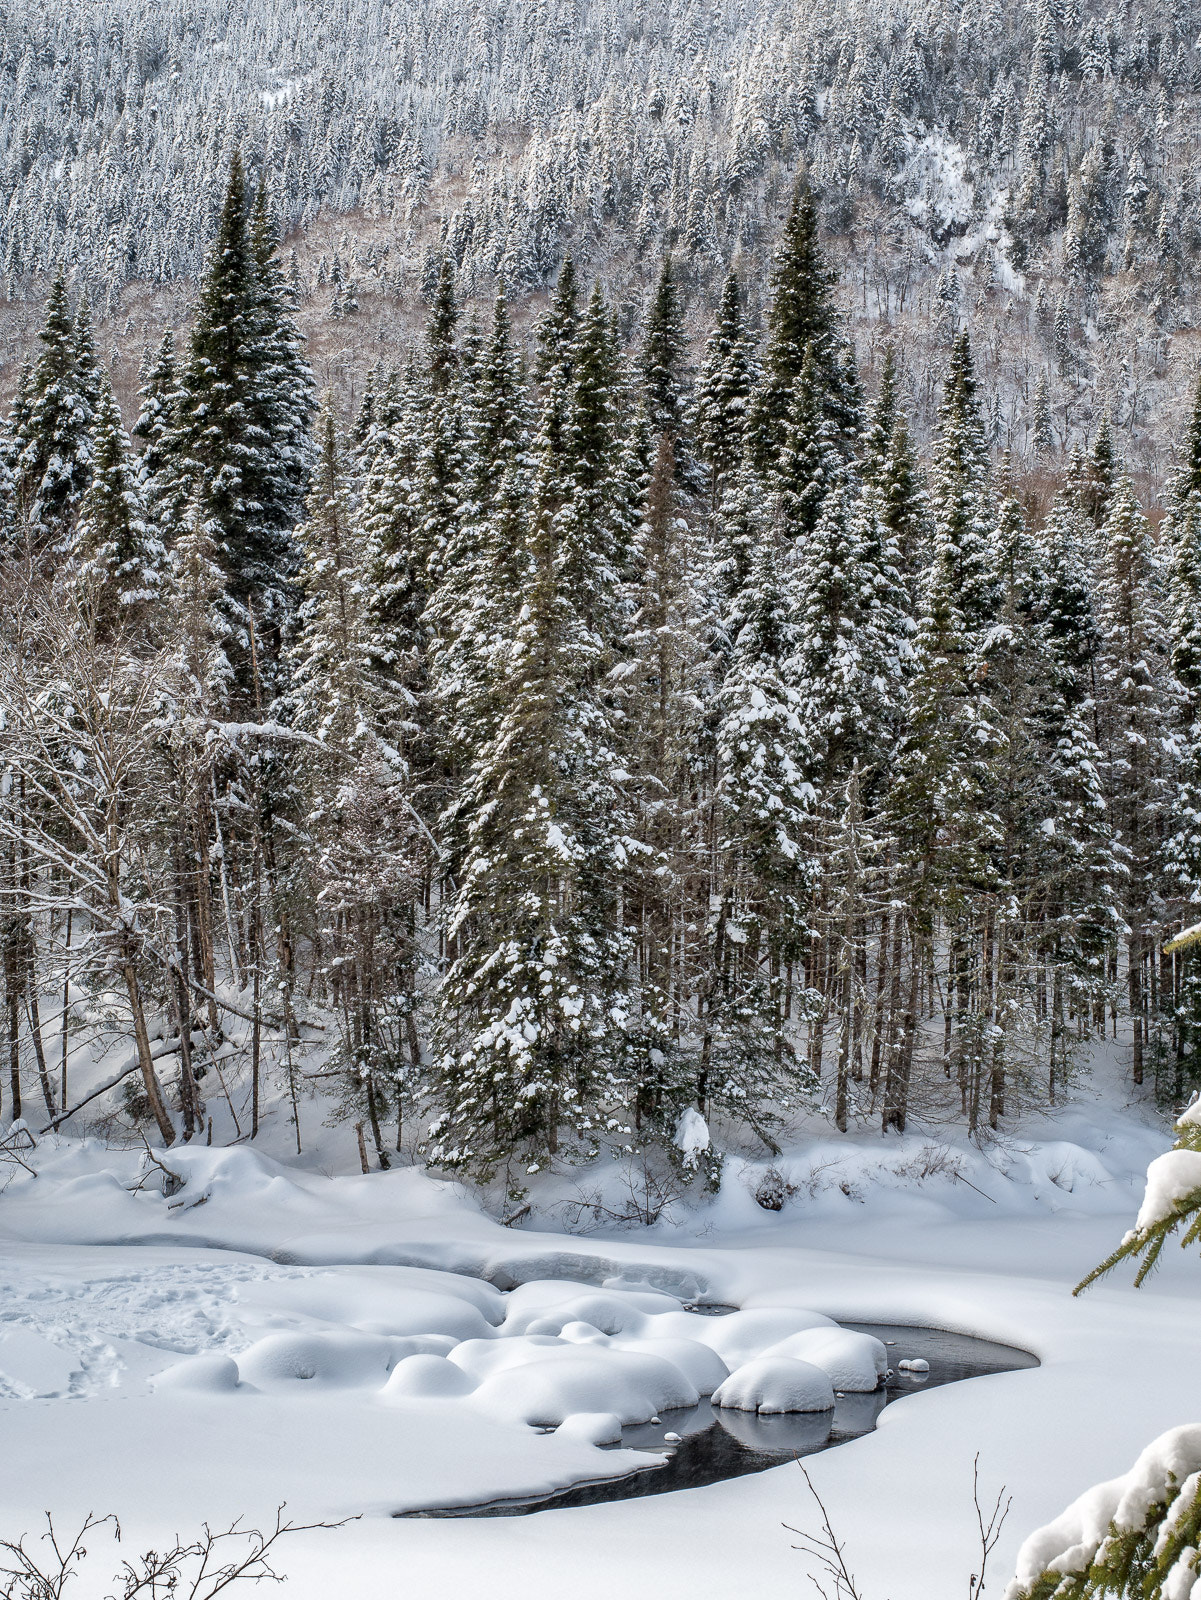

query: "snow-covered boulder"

left=447, top=1334, right=567, bottom=1382
left=471, top=1348, right=698, bottom=1427
left=514, top=1288, right=673, bottom=1337
left=382, top=1353, right=477, bottom=1399
left=235, top=1331, right=397, bottom=1390
left=712, top=1356, right=835, bottom=1414
left=763, top=1328, right=887, bottom=1391
left=555, top=1411, right=624, bottom=1445
left=695, top=1308, right=838, bottom=1369
left=612, top=1336, right=729, bottom=1396
left=151, top=1353, right=241, bottom=1393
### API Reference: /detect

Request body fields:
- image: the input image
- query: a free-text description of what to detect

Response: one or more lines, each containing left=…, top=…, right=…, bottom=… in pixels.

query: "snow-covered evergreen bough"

left=1007, top=1104, right=1201, bottom=1600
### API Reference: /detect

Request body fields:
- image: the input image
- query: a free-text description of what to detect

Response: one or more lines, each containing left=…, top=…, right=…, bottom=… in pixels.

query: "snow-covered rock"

left=763, top=1328, right=887, bottom=1391
left=711, top=1356, right=836, bottom=1414
left=554, top=1411, right=624, bottom=1445
left=382, top=1354, right=477, bottom=1399
left=695, top=1308, right=838, bottom=1369
left=151, top=1353, right=242, bottom=1393
left=611, top=1336, right=729, bottom=1396
left=471, top=1349, right=698, bottom=1427
left=235, top=1331, right=398, bottom=1390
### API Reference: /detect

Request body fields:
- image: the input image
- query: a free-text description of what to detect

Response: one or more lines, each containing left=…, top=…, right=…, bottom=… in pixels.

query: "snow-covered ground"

left=0, top=1065, right=1194, bottom=1600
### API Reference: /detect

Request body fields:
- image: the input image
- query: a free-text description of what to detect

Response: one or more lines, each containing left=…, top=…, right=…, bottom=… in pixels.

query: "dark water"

left=399, top=1321, right=1038, bottom=1519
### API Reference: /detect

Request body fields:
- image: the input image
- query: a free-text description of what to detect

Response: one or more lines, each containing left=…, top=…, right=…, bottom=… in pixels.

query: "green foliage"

left=1074, top=1106, right=1201, bottom=1292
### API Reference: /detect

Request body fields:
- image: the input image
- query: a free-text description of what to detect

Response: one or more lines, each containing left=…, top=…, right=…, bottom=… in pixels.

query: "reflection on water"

left=399, top=1321, right=1038, bottom=1519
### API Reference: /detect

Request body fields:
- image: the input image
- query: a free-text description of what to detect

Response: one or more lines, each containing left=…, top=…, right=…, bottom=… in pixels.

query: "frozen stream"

left=400, top=1322, right=1038, bottom=1517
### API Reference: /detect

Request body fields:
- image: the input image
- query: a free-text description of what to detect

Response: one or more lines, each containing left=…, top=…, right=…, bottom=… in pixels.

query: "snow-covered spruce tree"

left=984, top=486, right=1117, bottom=1112
left=154, top=490, right=239, bottom=1139
left=789, top=480, right=910, bottom=798
left=9, top=269, right=95, bottom=548
left=412, top=261, right=470, bottom=603
left=290, top=401, right=426, bottom=1168
left=640, top=253, right=694, bottom=483
left=695, top=270, right=756, bottom=510
left=1162, top=377, right=1201, bottom=1099
left=132, top=331, right=182, bottom=526
left=744, top=177, right=861, bottom=478
left=360, top=361, right=430, bottom=753
left=427, top=286, right=532, bottom=822
left=863, top=345, right=928, bottom=589
left=428, top=284, right=633, bottom=1177
left=786, top=478, right=911, bottom=1125
left=620, top=431, right=719, bottom=1144
left=1030, top=493, right=1120, bottom=1081
left=163, top=154, right=315, bottom=688
left=884, top=331, right=1005, bottom=1134
left=1096, top=474, right=1176, bottom=1088
left=772, top=341, right=848, bottom=544
left=712, top=506, right=816, bottom=1134
left=60, top=375, right=165, bottom=641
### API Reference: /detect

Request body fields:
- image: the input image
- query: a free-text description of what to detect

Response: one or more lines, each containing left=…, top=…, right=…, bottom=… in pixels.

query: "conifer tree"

left=884, top=334, right=1005, bottom=1133
left=1097, top=475, right=1175, bottom=1088
left=12, top=270, right=94, bottom=543
left=289, top=402, right=367, bottom=746
left=1162, top=382, right=1201, bottom=1095
left=622, top=433, right=716, bottom=1138
left=744, top=179, right=860, bottom=475
left=63, top=376, right=164, bottom=639
left=695, top=271, right=756, bottom=508
left=132, top=331, right=181, bottom=523
left=865, top=351, right=927, bottom=587
left=166, top=155, right=314, bottom=675
left=773, top=343, right=846, bottom=543
left=429, top=286, right=632, bottom=1175
left=640, top=254, right=692, bottom=477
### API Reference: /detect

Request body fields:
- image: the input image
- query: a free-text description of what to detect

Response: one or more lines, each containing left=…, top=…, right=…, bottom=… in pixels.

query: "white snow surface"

left=0, top=1076, right=1195, bottom=1600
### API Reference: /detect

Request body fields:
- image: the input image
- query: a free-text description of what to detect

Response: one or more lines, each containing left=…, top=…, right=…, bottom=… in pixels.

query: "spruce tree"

left=1163, top=383, right=1201, bottom=1096
left=429, top=286, right=632, bottom=1175
left=132, top=331, right=181, bottom=522
left=695, top=271, right=756, bottom=508
left=12, top=270, right=94, bottom=543
left=884, top=335, right=1005, bottom=1134
left=744, top=179, right=860, bottom=475
left=63, top=376, right=164, bottom=639
left=1097, top=475, right=1175, bottom=1088
left=640, top=254, right=692, bottom=474
left=166, top=155, right=315, bottom=676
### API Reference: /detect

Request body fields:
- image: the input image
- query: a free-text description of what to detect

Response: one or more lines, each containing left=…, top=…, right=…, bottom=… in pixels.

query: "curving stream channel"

left=400, top=1321, right=1038, bottom=1518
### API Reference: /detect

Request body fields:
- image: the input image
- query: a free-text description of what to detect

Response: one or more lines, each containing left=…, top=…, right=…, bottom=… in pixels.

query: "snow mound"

left=447, top=1334, right=568, bottom=1382
left=554, top=1411, right=624, bottom=1446
left=235, top=1331, right=397, bottom=1390
left=234, top=1270, right=504, bottom=1337
left=503, top=1281, right=680, bottom=1336
left=764, top=1328, right=887, bottom=1391
left=152, top=1354, right=242, bottom=1393
left=382, top=1354, right=477, bottom=1399
left=695, top=1308, right=838, bottom=1369
left=712, top=1356, right=835, bottom=1414
left=558, top=1320, right=608, bottom=1344
left=471, top=1349, right=698, bottom=1427
left=611, top=1336, right=729, bottom=1396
